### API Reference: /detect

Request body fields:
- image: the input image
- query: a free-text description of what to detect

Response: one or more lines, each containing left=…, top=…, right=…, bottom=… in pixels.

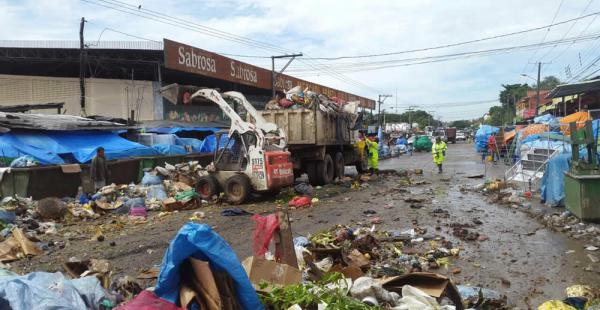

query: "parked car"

left=456, top=131, right=466, bottom=141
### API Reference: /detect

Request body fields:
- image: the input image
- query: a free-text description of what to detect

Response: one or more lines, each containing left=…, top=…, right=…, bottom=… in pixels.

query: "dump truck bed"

left=258, top=109, right=354, bottom=146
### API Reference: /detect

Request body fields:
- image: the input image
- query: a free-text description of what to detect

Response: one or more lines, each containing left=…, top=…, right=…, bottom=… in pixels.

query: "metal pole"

left=536, top=62, right=541, bottom=109
left=271, top=56, right=276, bottom=99
left=271, top=54, right=302, bottom=99
left=79, top=17, right=86, bottom=116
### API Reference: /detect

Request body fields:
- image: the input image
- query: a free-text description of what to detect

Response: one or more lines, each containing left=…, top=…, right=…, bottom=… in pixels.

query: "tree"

left=499, top=83, right=529, bottom=124
left=377, top=110, right=439, bottom=129
left=450, top=120, right=471, bottom=129
left=487, top=106, right=505, bottom=126
left=534, top=75, right=561, bottom=90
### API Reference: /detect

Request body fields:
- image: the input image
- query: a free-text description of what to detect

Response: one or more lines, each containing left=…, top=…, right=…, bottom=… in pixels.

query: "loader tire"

left=196, top=176, right=218, bottom=200
left=334, top=152, right=345, bottom=179
left=224, top=174, right=251, bottom=204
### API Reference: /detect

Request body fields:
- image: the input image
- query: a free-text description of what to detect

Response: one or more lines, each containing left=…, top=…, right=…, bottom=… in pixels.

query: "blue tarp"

left=199, top=134, right=230, bottom=153
left=0, top=130, right=158, bottom=165
left=154, top=223, right=263, bottom=310
left=396, top=137, right=408, bottom=145
left=145, top=127, right=220, bottom=135
left=0, top=272, right=108, bottom=310
left=540, top=153, right=571, bottom=206
left=475, top=125, right=499, bottom=152
left=533, top=114, right=560, bottom=131
left=152, top=144, right=188, bottom=156
left=175, top=137, right=204, bottom=153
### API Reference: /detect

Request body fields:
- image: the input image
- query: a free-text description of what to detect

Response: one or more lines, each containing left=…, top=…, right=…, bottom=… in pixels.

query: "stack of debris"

left=265, top=86, right=359, bottom=116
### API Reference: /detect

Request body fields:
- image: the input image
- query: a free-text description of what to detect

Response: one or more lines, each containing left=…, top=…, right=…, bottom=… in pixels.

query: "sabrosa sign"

left=164, top=39, right=271, bottom=89
left=163, top=39, right=376, bottom=109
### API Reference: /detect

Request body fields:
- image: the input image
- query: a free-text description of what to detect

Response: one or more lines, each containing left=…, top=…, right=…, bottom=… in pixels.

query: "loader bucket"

left=159, top=83, right=203, bottom=105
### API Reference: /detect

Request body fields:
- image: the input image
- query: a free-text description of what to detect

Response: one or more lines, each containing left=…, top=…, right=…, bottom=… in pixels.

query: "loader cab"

left=213, top=130, right=257, bottom=172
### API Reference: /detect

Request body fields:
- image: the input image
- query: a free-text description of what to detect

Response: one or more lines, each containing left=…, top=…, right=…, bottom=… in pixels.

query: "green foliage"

left=499, top=83, right=529, bottom=105
left=450, top=120, right=472, bottom=129
left=260, top=273, right=379, bottom=310
left=533, top=75, right=561, bottom=90
left=487, top=106, right=505, bottom=126
left=378, top=110, right=439, bottom=128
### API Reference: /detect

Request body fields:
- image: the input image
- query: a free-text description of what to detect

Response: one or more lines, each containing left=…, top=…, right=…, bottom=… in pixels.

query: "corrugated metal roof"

left=546, top=79, right=600, bottom=98
left=0, top=112, right=127, bottom=131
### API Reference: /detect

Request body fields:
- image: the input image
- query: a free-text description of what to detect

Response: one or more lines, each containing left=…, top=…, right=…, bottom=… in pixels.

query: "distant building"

left=515, top=90, right=550, bottom=121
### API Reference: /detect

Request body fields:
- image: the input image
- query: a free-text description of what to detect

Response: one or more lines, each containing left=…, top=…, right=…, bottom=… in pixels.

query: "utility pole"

left=536, top=61, right=541, bottom=110
left=377, top=94, right=392, bottom=128
left=271, top=53, right=303, bottom=99
left=79, top=17, right=87, bottom=116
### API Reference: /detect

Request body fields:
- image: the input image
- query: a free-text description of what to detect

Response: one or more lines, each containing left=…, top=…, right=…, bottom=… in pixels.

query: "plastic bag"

left=288, top=196, right=311, bottom=208
left=146, top=185, right=167, bottom=201
left=251, top=214, right=280, bottom=258
left=294, top=182, right=314, bottom=196
left=0, top=272, right=108, bottom=310
left=392, top=285, right=455, bottom=310
left=175, top=189, right=198, bottom=202
left=141, top=172, right=162, bottom=186
left=116, top=290, right=185, bottom=310
left=154, top=223, right=263, bottom=310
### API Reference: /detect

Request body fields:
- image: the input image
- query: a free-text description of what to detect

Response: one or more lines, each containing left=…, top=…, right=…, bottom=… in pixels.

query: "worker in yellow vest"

left=365, top=136, right=379, bottom=174
left=432, top=137, right=447, bottom=174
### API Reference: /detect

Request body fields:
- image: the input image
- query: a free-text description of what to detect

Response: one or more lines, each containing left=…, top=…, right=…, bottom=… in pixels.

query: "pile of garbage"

left=539, top=211, right=600, bottom=243
left=68, top=161, right=205, bottom=220
left=265, top=86, right=359, bottom=116
left=538, top=285, right=600, bottom=310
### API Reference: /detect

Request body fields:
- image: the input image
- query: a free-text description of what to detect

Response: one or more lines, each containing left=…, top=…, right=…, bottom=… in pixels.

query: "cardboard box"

left=381, top=272, right=464, bottom=310
left=242, top=256, right=301, bottom=292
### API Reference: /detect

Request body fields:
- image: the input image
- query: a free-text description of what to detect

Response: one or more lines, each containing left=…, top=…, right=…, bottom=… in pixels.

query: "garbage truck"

left=254, top=100, right=369, bottom=186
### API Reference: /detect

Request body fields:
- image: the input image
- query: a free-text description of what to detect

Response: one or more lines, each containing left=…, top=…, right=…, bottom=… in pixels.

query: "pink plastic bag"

left=115, top=290, right=185, bottom=310
left=251, top=214, right=280, bottom=257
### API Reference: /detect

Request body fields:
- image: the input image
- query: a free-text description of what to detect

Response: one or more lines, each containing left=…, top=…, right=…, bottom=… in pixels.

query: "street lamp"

left=520, top=73, right=537, bottom=83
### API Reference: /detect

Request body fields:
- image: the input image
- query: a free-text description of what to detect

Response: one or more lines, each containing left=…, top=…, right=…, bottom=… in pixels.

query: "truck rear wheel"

left=333, top=152, right=345, bottom=179
left=224, top=174, right=251, bottom=204
left=196, top=176, right=218, bottom=200
left=317, top=154, right=335, bottom=185
left=305, top=161, right=319, bottom=185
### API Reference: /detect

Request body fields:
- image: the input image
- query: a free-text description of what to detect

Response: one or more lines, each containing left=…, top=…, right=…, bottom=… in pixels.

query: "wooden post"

left=274, top=207, right=298, bottom=269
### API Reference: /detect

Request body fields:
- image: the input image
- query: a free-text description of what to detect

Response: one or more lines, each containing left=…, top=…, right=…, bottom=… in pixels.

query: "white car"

left=456, top=131, right=466, bottom=141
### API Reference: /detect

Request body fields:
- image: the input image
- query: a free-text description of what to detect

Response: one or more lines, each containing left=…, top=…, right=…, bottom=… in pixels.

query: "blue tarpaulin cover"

left=199, top=134, right=230, bottom=153
left=0, top=272, right=108, bottom=310
left=145, top=127, right=220, bottom=134
left=151, top=144, right=188, bottom=156
left=154, top=223, right=263, bottom=310
left=540, top=153, right=571, bottom=206
left=474, top=125, right=499, bottom=152
left=0, top=130, right=159, bottom=165
left=175, top=137, right=204, bottom=153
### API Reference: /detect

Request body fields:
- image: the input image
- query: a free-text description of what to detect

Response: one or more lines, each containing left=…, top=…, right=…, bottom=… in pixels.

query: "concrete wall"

left=0, top=74, right=158, bottom=120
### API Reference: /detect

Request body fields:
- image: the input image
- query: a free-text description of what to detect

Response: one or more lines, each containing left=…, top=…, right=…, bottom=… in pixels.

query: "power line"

left=299, top=9, right=600, bottom=61
left=81, top=0, right=380, bottom=94
left=540, top=0, right=594, bottom=62
left=287, top=32, right=600, bottom=75
left=523, top=0, right=565, bottom=73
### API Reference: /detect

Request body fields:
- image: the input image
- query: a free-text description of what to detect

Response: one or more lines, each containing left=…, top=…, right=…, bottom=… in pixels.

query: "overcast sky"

left=2, top=0, right=600, bottom=120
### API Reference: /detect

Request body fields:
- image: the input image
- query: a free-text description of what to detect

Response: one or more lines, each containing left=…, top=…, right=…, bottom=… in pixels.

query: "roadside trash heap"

left=244, top=212, right=508, bottom=310
left=68, top=161, right=204, bottom=220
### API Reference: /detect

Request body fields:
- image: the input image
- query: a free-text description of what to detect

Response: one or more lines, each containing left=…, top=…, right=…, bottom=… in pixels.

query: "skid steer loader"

left=160, top=84, right=294, bottom=204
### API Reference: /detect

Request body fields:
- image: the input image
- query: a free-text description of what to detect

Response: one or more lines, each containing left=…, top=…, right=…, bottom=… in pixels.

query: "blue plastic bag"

left=0, top=272, right=108, bottom=310
left=141, top=172, right=162, bottom=186
left=154, top=223, right=264, bottom=310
